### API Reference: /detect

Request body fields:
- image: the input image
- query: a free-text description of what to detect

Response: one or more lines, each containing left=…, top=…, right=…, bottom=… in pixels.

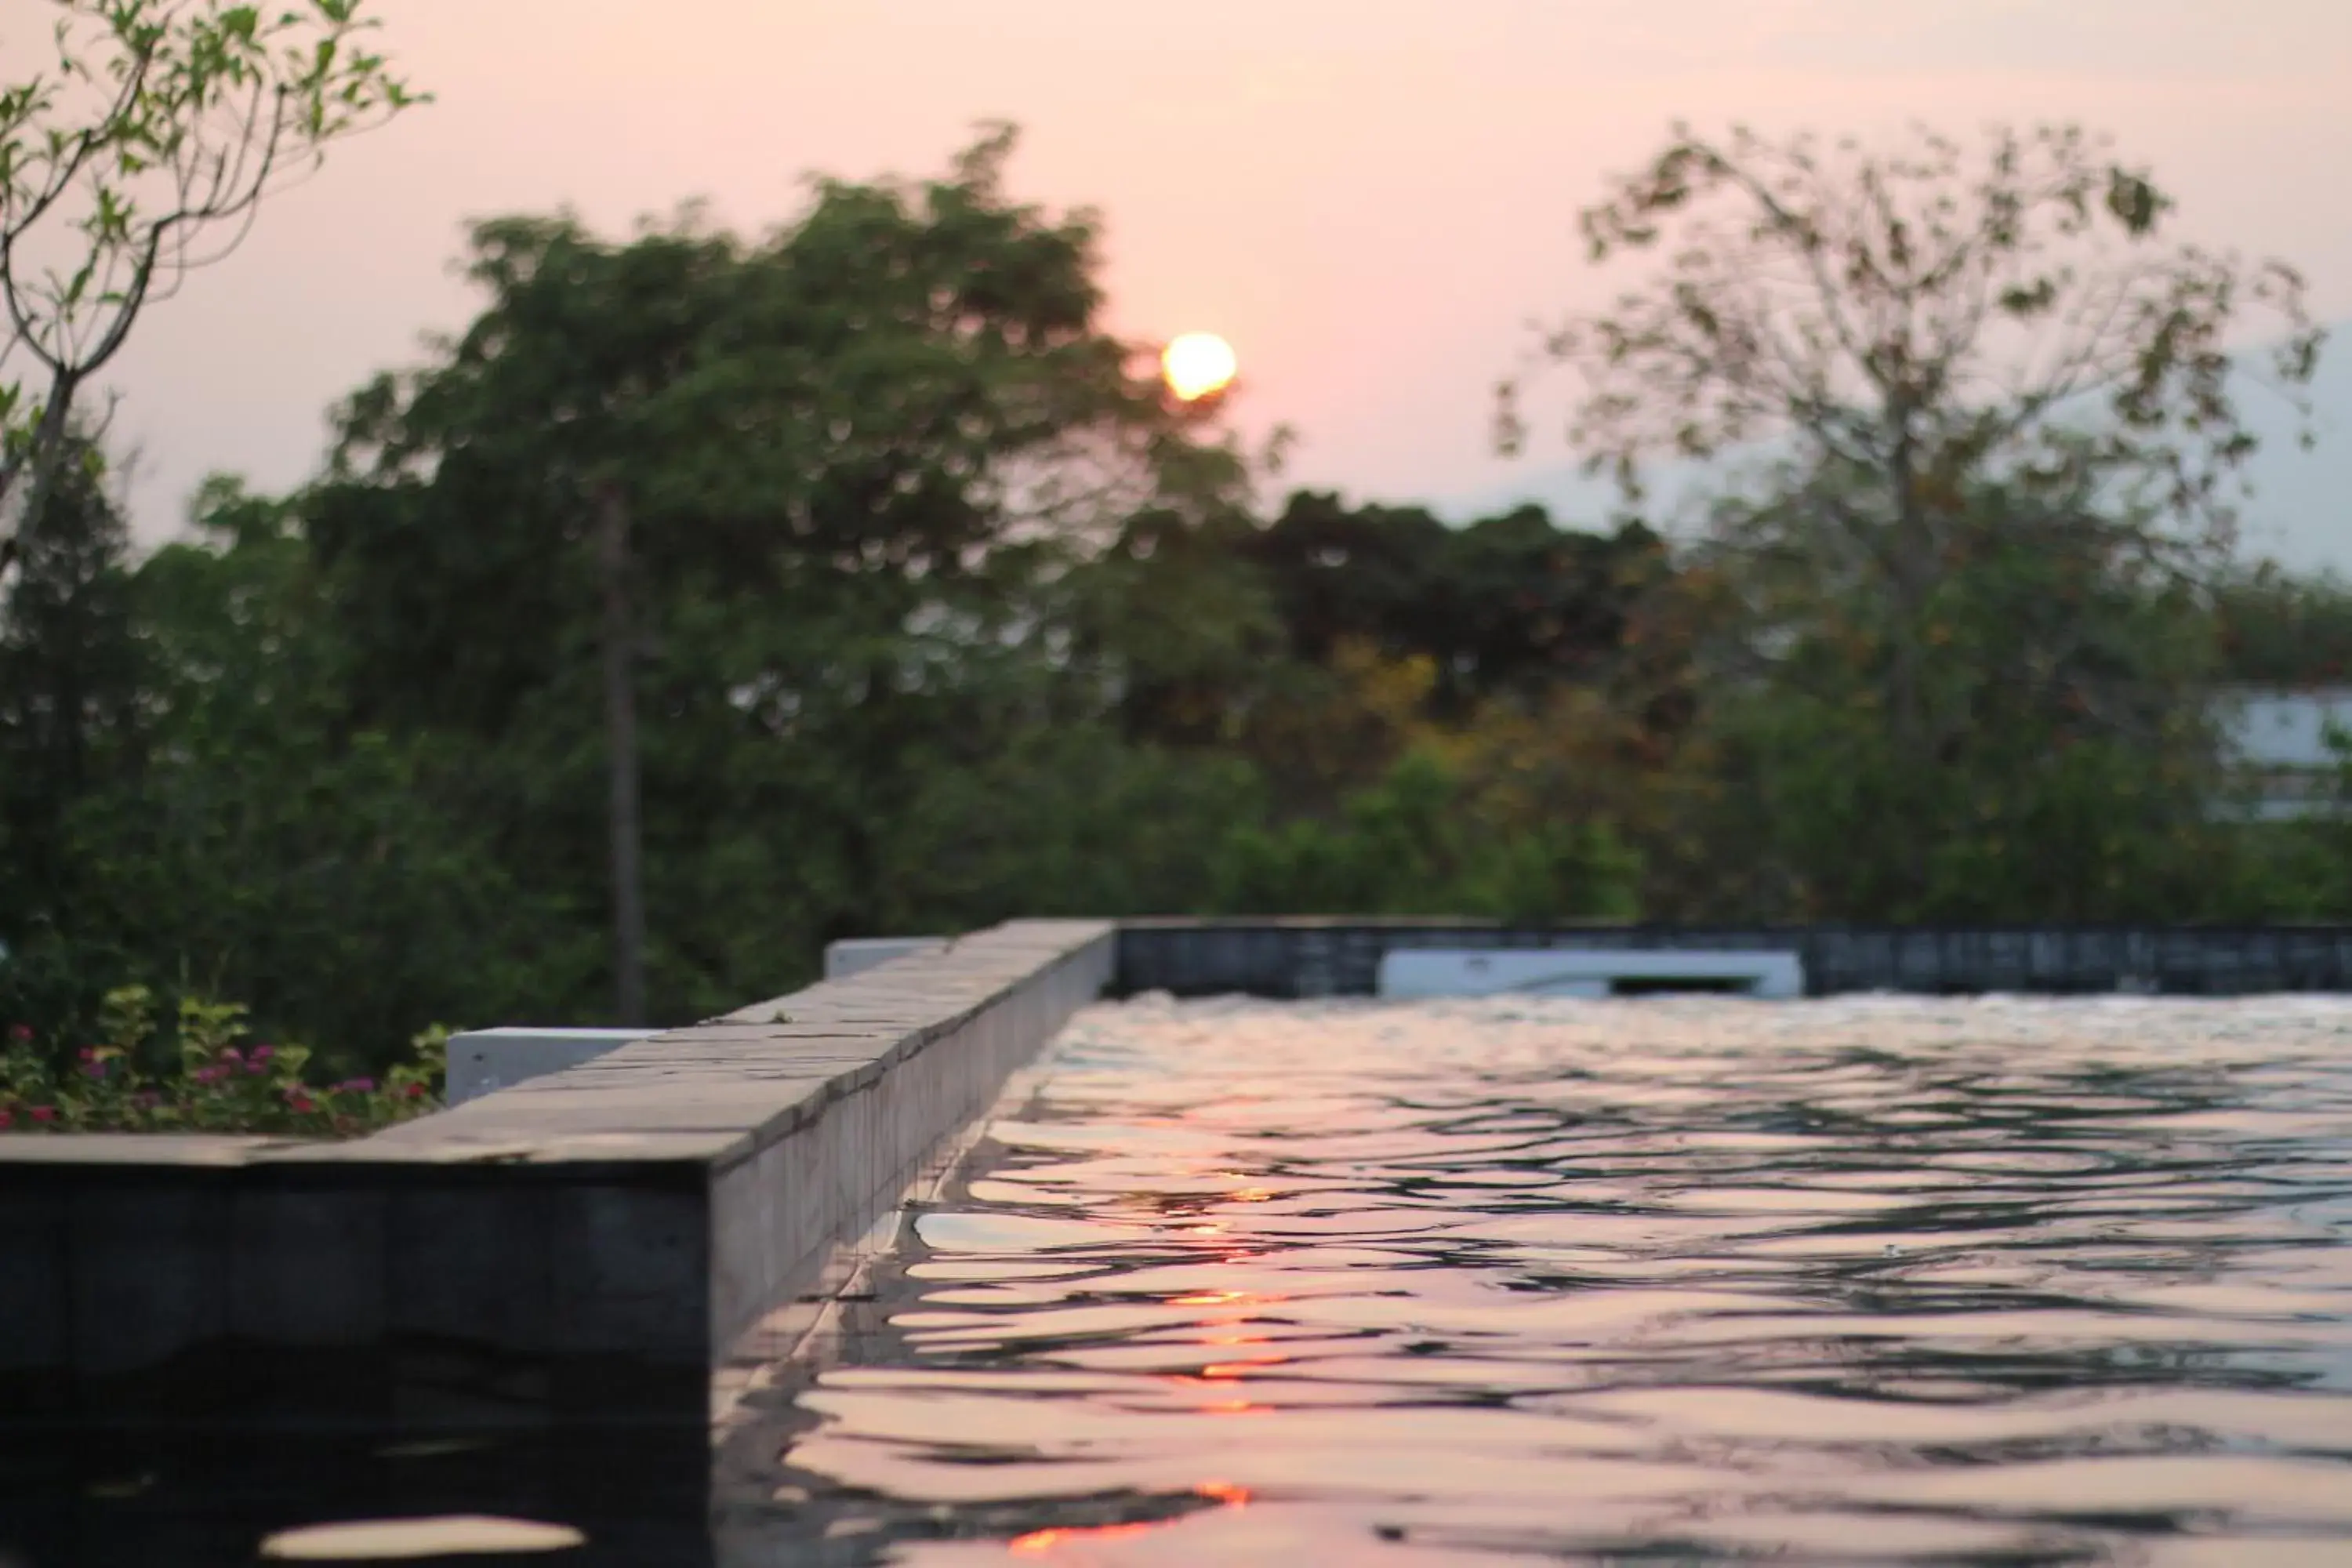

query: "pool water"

left=732, top=994, right=2352, bottom=1565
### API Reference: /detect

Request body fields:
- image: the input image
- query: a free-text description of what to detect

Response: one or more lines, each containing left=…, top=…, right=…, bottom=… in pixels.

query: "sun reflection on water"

left=756, top=993, right=2352, bottom=1563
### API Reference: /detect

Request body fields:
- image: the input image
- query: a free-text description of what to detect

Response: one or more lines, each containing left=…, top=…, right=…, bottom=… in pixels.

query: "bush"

left=0, top=985, right=445, bottom=1137
left=1212, top=749, right=1642, bottom=921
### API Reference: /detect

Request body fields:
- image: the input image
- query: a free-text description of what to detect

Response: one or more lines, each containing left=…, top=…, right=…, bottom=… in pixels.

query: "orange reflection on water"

left=1200, top=1358, right=1286, bottom=1379
left=1007, top=1519, right=1165, bottom=1555
left=1004, top=1483, right=1253, bottom=1555
left=1156, top=1364, right=1278, bottom=1410
left=1169, top=1288, right=1289, bottom=1309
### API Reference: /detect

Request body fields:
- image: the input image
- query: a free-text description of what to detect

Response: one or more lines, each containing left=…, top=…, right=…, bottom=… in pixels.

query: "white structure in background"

left=1378, top=948, right=1805, bottom=1000
left=2213, top=686, right=2352, bottom=821
left=824, top=935, right=948, bottom=979
left=442, top=938, right=949, bottom=1106
left=445, top=1027, right=656, bottom=1106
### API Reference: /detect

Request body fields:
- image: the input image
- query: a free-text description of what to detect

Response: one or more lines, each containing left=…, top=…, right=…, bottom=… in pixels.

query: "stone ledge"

left=0, top=919, right=1113, bottom=1434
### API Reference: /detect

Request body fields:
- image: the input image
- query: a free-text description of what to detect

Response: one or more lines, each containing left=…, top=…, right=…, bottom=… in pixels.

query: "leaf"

left=2105, top=168, right=2167, bottom=234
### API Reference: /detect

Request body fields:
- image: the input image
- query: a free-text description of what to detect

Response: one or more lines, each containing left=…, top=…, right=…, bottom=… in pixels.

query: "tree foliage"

left=2212, top=567, right=2352, bottom=687
left=0, top=425, right=138, bottom=895
left=3, top=122, right=2347, bottom=1079
left=305, top=130, right=1256, bottom=1023
left=1, top=0, right=424, bottom=568
left=1501, top=122, right=2323, bottom=538
left=1500, top=121, right=2332, bottom=915
left=1683, top=462, right=2230, bottom=919
left=0, top=473, right=567, bottom=1069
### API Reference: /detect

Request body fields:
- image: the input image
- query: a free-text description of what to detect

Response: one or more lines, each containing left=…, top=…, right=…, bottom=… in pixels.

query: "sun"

left=1161, top=332, right=1237, bottom=401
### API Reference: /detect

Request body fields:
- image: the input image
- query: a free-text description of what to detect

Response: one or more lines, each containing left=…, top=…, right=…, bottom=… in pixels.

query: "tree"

left=310, top=129, right=1250, bottom=1022
left=321, top=212, right=747, bottom=1024
left=1503, top=122, right=2322, bottom=541
left=2212, top=565, right=2352, bottom=687
left=1243, top=492, right=1674, bottom=718
left=99, top=480, right=573, bottom=1065
left=1210, top=746, right=1641, bottom=922
left=1690, top=461, right=2232, bottom=919
left=1501, top=123, right=2325, bottom=911
left=0, top=426, right=140, bottom=916
left=1, top=0, right=423, bottom=573
left=1069, top=503, right=1283, bottom=751
left=0, top=473, right=564, bottom=1070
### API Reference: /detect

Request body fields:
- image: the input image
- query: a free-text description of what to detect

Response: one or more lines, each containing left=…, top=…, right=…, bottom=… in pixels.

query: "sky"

left=16, top=0, right=2352, bottom=566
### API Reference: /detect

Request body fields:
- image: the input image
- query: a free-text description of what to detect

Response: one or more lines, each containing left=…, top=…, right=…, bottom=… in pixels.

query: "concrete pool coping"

left=0, top=919, right=1112, bottom=1432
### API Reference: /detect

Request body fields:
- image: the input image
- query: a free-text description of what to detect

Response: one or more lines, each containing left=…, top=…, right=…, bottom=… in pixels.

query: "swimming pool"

left=733, top=993, right=2352, bottom=1564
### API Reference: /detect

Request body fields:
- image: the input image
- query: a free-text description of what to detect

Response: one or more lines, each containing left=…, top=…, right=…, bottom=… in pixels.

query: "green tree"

left=1071, top=503, right=1283, bottom=751
left=1213, top=748, right=1640, bottom=922
left=1690, top=463, right=2230, bottom=919
left=308, top=129, right=1251, bottom=1022
left=1, top=0, right=423, bottom=570
left=1503, top=122, right=2325, bottom=914
left=2, top=475, right=561, bottom=1070
left=0, top=429, right=142, bottom=1043
left=319, top=212, right=748, bottom=1022
left=2212, top=565, right=2352, bottom=687
left=0, top=429, right=140, bottom=898
left=1503, top=122, right=2322, bottom=544
left=1133, top=491, right=1684, bottom=811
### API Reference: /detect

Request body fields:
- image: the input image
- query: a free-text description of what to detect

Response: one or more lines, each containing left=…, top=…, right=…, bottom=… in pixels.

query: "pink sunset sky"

left=31, top=0, right=2352, bottom=560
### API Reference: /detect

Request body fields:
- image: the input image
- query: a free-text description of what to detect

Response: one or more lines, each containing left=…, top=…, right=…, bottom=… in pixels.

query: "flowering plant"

left=0, top=988, right=446, bottom=1137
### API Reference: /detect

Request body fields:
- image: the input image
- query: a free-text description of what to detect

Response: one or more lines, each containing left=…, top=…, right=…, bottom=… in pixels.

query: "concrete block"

left=67, top=1183, right=231, bottom=1377
left=228, top=1184, right=388, bottom=1347
left=0, top=1189, right=68, bottom=1372
left=546, top=1185, right=706, bottom=1358
left=445, top=1027, right=656, bottom=1105
left=823, top=935, right=947, bottom=979
left=385, top=1183, right=554, bottom=1350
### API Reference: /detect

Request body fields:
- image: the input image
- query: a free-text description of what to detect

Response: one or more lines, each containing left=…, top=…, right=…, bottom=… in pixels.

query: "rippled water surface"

left=746, top=996, right=2352, bottom=1565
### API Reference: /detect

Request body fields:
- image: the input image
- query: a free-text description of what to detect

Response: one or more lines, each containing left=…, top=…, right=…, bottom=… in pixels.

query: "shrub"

left=0, top=985, right=445, bottom=1137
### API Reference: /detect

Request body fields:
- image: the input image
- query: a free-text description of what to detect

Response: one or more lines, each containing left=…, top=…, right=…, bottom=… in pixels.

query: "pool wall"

left=1116, top=920, right=2352, bottom=998
left=0, top=920, right=1112, bottom=1436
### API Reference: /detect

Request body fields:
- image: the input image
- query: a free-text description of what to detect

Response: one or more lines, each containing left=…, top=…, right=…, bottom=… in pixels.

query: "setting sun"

left=1161, top=332, right=1237, bottom=401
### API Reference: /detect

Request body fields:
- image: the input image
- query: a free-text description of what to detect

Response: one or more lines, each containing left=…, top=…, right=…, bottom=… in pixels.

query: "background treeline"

left=3, top=132, right=2347, bottom=1073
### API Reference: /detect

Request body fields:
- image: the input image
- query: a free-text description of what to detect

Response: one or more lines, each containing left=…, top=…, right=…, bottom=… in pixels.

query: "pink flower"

left=30, top=1106, right=56, bottom=1123
left=250, top=1044, right=275, bottom=1064
left=81, top=1061, right=107, bottom=1080
left=339, top=1077, right=376, bottom=1095
left=7, top=1024, right=31, bottom=1044
left=77, top=1047, right=95, bottom=1062
left=286, top=1090, right=315, bottom=1114
left=245, top=1058, right=266, bottom=1075
left=221, top=1047, right=243, bottom=1065
left=0, top=1108, right=13, bottom=1130
left=193, top=1065, right=227, bottom=1086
